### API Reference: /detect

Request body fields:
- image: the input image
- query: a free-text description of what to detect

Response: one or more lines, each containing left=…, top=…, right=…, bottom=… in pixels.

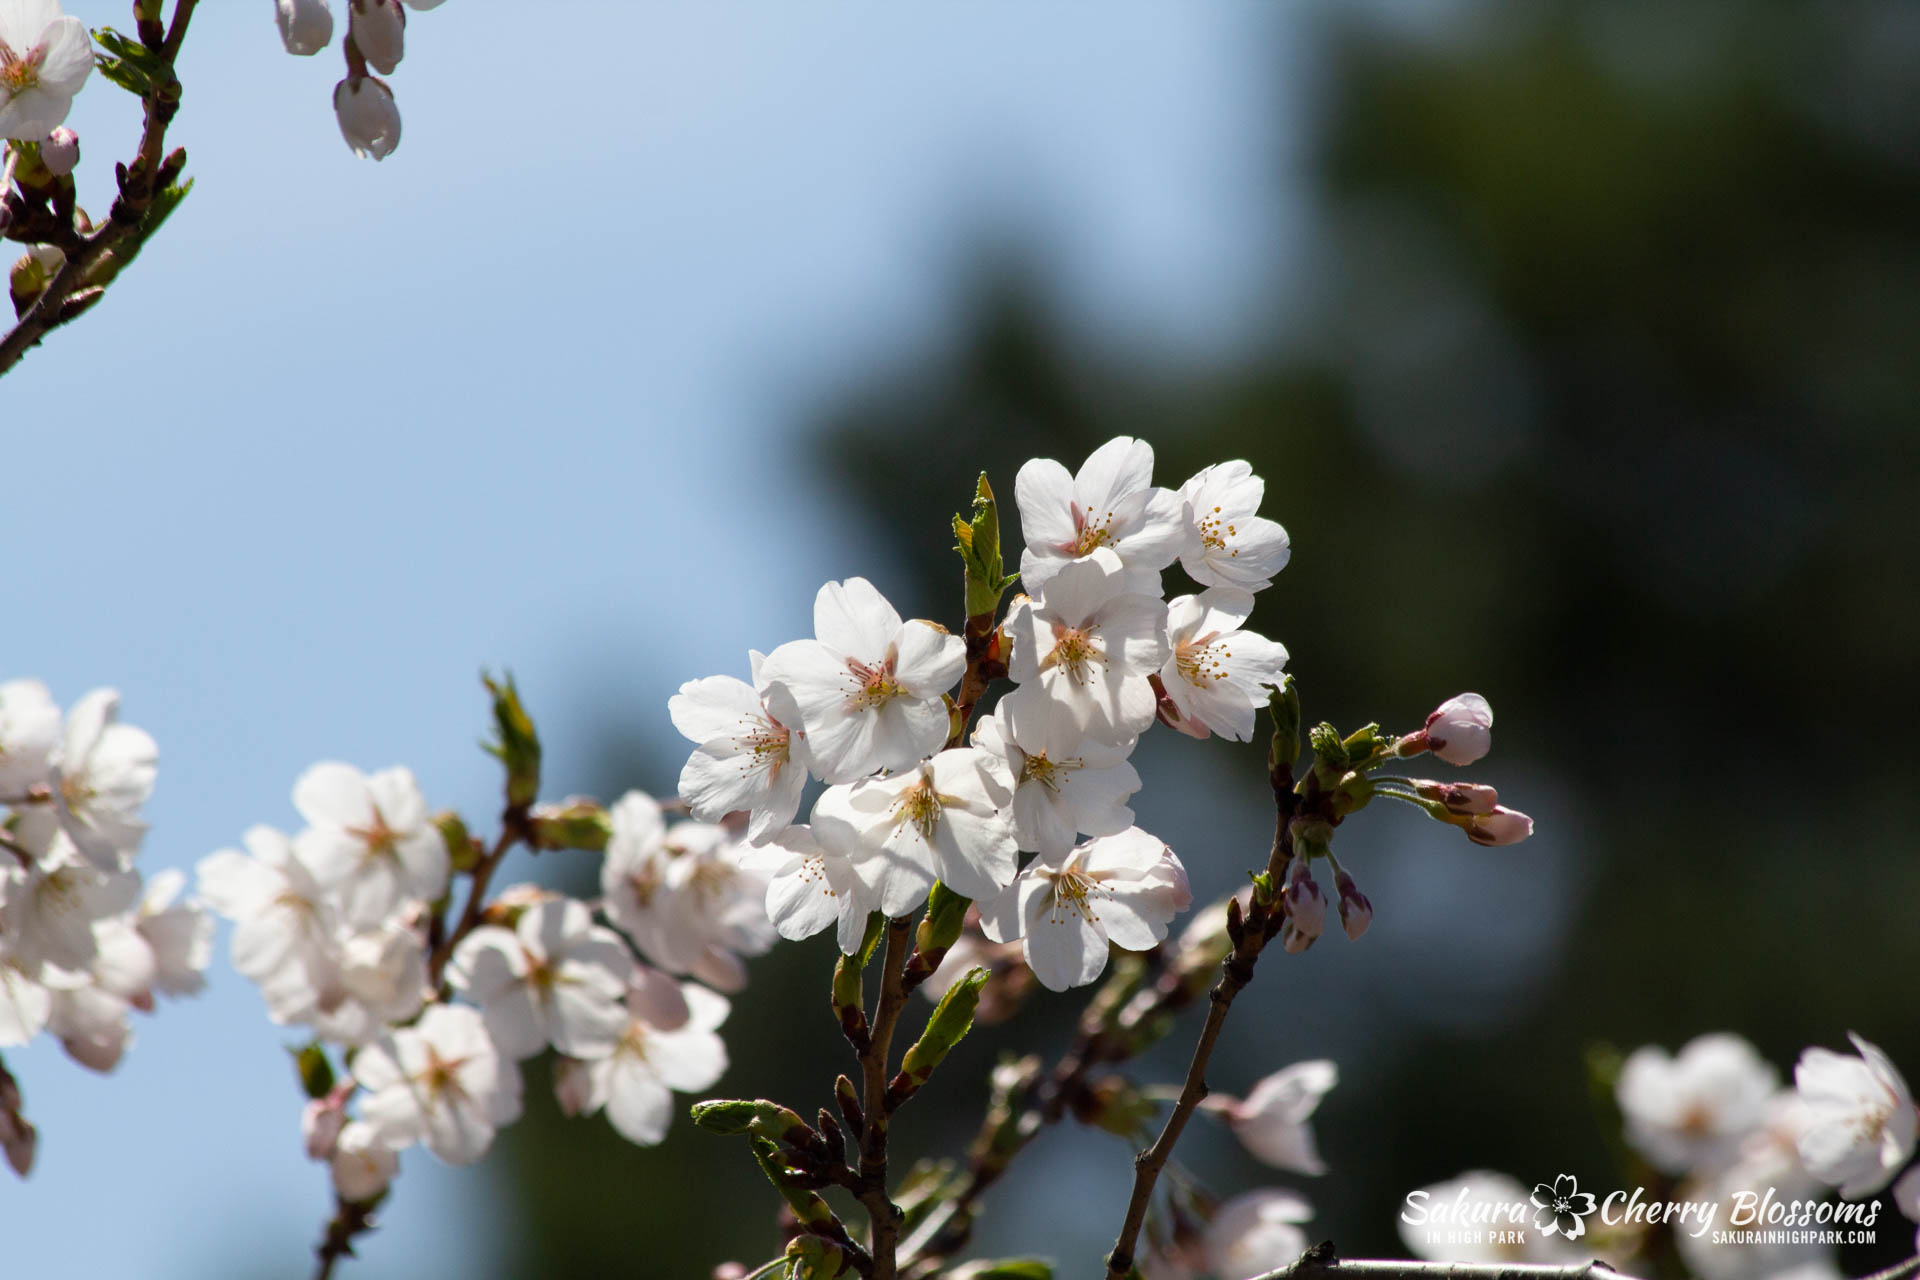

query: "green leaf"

left=688, top=1098, right=758, bottom=1135
left=481, top=670, right=542, bottom=808
left=899, top=966, right=988, bottom=1085
left=915, top=880, right=970, bottom=956
left=289, top=1041, right=335, bottom=1100
left=953, top=472, right=1019, bottom=620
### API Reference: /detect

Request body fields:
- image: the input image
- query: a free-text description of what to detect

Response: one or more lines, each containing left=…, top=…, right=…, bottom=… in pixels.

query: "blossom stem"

left=1102, top=743, right=1308, bottom=1279
left=309, top=1193, right=374, bottom=1280
left=427, top=806, right=531, bottom=989
left=0, top=0, right=199, bottom=377
left=855, top=916, right=915, bottom=1280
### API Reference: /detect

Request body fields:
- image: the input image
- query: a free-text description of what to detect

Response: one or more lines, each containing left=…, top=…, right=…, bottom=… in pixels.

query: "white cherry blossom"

left=134, top=868, right=212, bottom=998
left=1156, top=588, right=1289, bottom=742
left=601, top=800, right=774, bottom=990
left=978, top=827, right=1189, bottom=991
left=1206, top=1059, right=1338, bottom=1174
left=1015, top=436, right=1185, bottom=595
left=46, top=981, right=131, bottom=1072
left=1006, top=548, right=1170, bottom=746
left=330, top=1121, right=397, bottom=1202
left=306, top=919, right=427, bottom=1045
left=760, top=577, right=964, bottom=784
left=449, top=895, right=635, bottom=1061
left=970, top=686, right=1140, bottom=855
left=354, top=1003, right=523, bottom=1165
left=556, top=980, right=730, bottom=1146
left=670, top=652, right=810, bottom=842
left=2, top=833, right=140, bottom=975
left=738, top=823, right=877, bottom=956
left=0, top=0, right=91, bottom=141
left=292, top=762, right=446, bottom=928
left=0, top=678, right=59, bottom=795
left=1204, top=1188, right=1314, bottom=1280
left=1176, top=460, right=1291, bottom=592
left=1794, top=1032, right=1917, bottom=1198
left=50, top=688, right=156, bottom=870
left=197, top=825, right=345, bottom=1027
left=812, top=748, right=1017, bottom=912
left=1616, top=1033, right=1777, bottom=1175
left=275, top=0, right=333, bottom=55
left=0, top=961, right=49, bottom=1046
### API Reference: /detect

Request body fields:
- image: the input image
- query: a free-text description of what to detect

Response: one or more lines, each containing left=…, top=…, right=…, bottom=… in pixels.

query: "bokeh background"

left=6, top=1, right=1919, bottom=1277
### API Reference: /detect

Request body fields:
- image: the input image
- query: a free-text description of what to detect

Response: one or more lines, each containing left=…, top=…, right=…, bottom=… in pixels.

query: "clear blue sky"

left=4, top=3, right=1303, bottom=1274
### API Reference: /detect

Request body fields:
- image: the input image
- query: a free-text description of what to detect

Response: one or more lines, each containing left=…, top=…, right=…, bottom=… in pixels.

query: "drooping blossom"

left=275, top=0, right=333, bottom=54
left=347, top=0, right=403, bottom=73
left=334, top=76, right=400, bottom=160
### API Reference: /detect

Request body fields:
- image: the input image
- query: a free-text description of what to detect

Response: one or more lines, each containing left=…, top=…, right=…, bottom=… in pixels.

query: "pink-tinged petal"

left=891, top=620, right=965, bottom=696
left=814, top=577, right=902, bottom=658
left=1020, top=885, right=1109, bottom=991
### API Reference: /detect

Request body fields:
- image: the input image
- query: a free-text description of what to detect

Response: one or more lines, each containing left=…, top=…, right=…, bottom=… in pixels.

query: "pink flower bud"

left=349, top=0, right=405, bottom=75
left=1282, top=858, right=1325, bottom=941
left=1423, top=693, right=1493, bottom=766
left=276, top=0, right=334, bottom=55
left=40, top=128, right=78, bottom=177
left=1279, top=920, right=1316, bottom=954
left=1333, top=867, right=1373, bottom=941
left=1411, top=778, right=1499, bottom=814
left=302, top=1092, right=347, bottom=1160
left=1465, top=805, right=1533, bottom=846
left=333, top=77, right=401, bottom=160
left=552, top=1056, right=595, bottom=1117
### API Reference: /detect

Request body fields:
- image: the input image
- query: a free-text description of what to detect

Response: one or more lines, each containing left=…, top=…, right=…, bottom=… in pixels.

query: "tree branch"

left=0, top=0, right=198, bottom=377
left=1258, top=1256, right=1637, bottom=1280
left=855, top=917, right=915, bottom=1280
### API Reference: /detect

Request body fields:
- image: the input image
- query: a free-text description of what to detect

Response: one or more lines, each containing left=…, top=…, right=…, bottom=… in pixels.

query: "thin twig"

left=856, top=917, right=915, bottom=1280
left=426, top=808, right=529, bottom=987
left=311, top=1194, right=374, bottom=1280
left=1257, top=1255, right=1637, bottom=1280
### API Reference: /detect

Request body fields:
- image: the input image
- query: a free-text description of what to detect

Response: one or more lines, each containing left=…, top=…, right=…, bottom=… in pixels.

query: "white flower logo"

left=1530, top=1173, right=1599, bottom=1239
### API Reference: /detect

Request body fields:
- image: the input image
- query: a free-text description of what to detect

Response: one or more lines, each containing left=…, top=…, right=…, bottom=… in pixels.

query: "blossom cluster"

left=669, top=438, right=1303, bottom=993
left=1401, top=1031, right=1920, bottom=1280
left=0, top=679, right=211, bottom=1174
left=273, top=0, right=448, bottom=160
left=196, top=761, right=755, bottom=1207
left=2, top=0, right=91, bottom=316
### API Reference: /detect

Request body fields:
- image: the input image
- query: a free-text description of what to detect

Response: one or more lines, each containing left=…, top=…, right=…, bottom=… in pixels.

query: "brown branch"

left=0, top=0, right=198, bottom=377
left=1103, top=763, right=1304, bottom=1279
left=310, top=1194, right=374, bottom=1280
left=1257, top=1254, right=1638, bottom=1280
left=426, top=807, right=530, bottom=988
left=854, top=917, right=915, bottom=1280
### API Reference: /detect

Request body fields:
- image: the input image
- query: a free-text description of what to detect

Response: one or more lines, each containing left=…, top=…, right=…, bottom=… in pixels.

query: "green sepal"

left=290, top=1041, right=335, bottom=1100
left=916, top=880, right=970, bottom=956
left=953, top=473, right=1019, bottom=620
left=481, top=670, right=542, bottom=808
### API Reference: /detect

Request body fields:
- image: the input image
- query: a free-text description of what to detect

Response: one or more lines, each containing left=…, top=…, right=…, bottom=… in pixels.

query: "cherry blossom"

left=670, top=652, right=810, bottom=842
left=738, top=823, right=877, bottom=956
left=134, top=869, right=212, bottom=998
left=1176, top=460, right=1291, bottom=593
left=2, top=831, right=140, bottom=975
left=600, top=796, right=775, bottom=990
left=760, top=577, right=964, bottom=784
left=555, top=980, right=730, bottom=1146
left=275, top=0, right=333, bottom=55
left=1615, top=1033, right=1777, bottom=1175
left=1463, top=806, right=1533, bottom=847
left=1014, top=436, right=1185, bottom=595
left=0, top=678, right=59, bottom=796
left=448, top=895, right=635, bottom=1061
left=292, top=762, right=447, bottom=928
left=50, top=688, right=157, bottom=871
left=812, top=748, right=1018, bottom=912
left=1417, top=693, right=1494, bottom=766
left=197, top=825, right=345, bottom=1027
left=978, top=827, right=1189, bottom=991
left=969, top=686, right=1140, bottom=855
left=1203, top=1188, right=1314, bottom=1280
left=330, top=1122, right=397, bottom=1202
left=354, top=1003, right=523, bottom=1165
left=334, top=76, right=400, bottom=160
left=0, top=0, right=91, bottom=141
left=1794, top=1032, right=1917, bottom=1198
left=1005, top=548, right=1170, bottom=746
left=1156, top=588, right=1289, bottom=742
left=1205, top=1059, right=1338, bottom=1174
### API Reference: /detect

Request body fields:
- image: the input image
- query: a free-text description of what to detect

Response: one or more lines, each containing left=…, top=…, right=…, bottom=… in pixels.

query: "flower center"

left=1042, top=622, right=1104, bottom=685
left=846, top=657, right=905, bottom=710
left=1195, top=504, right=1240, bottom=557
left=347, top=807, right=400, bottom=858
left=1175, top=633, right=1230, bottom=688
left=739, top=718, right=792, bottom=778
left=895, top=779, right=943, bottom=840
left=1071, top=503, right=1117, bottom=556
left=0, top=42, right=44, bottom=95
left=420, top=1046, right=470, bottom=1100
left=1045, top=867, right=1106, bottom=924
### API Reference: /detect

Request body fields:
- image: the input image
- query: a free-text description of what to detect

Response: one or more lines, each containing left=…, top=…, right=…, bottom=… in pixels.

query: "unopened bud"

left=1279, top=919, right=1317, bottom=954
left=349, top=0, right=405, bottom=74
left=333, top=76, right=401, bottom=161
left=1282, top=858, right=1325, bottom=942
left=40, top=128, right=78, bottom=177
left=552, top=1056, right=594, bottom=1117
left=276, top=0, right=334, bottom=55
left=301, top=1091, right=348, bottom=1159
left=1411, top=778, right=1499, bottom=815
left=1333, top=867, right=1372, bottom=941
left=528, top=797, right=611, bottom=852
left=1465, top=805, right=1533, bottom=847
left=1422, top=693, right=1493, bottom=766
left=11, top=244, right=63, bottom=307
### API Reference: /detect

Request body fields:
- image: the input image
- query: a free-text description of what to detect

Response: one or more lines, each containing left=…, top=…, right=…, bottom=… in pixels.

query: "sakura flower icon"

left=1530, top=1174, right=1598, bottom=1240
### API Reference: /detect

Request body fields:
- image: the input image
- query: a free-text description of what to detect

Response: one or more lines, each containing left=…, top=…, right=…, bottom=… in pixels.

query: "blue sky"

left=3, top=3, right=1299, bottom=1274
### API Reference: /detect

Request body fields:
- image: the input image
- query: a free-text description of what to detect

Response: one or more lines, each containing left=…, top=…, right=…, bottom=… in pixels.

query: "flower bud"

left=1423, top=692, right=1493, bottom=766
left=333, top=77, right=401, bottom=161
left=552, top=1056, right=594, bottom=1117
left=302, top=1091, right=348, bottom=1159
left=1333, top=867, right=1373, bottom=940
left=1465, top=805, right=1534, bottom=846
left=40, top=128, right=78, bottom=178
left=1411, top=778, right=1499, bottom=814
left=349, top=0, right=405, bottom=75
left=276, top=0, right=334, bottom=55
left=1282, top=858, right=1325, bottom=942
left=330, top=1122, right=397, bottom=1203
left=1279, top=920, right=1316, bottom=954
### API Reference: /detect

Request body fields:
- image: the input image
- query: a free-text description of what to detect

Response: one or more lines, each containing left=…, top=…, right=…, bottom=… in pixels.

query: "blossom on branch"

left=670, top=653, right=810, bottom=842
left=1015, top=436, right=1184, bottom=595
left=813, top=748, right=1018, bottom=911
left=1176, top=460, right=1291, bottom=593
left=448, top=895, right=635, bottom=1061
left=1156, top=587, right=1289, bottom=742
left=0, top=0, right=91, bottom=142
left=1006, top=547, right=1170, bottom=746
left=354, top=1003, right=523, bottom=1165
left=970, top=685, right=1140, bottom=856
left=1794, top=1032, right=1917, bottom=1198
